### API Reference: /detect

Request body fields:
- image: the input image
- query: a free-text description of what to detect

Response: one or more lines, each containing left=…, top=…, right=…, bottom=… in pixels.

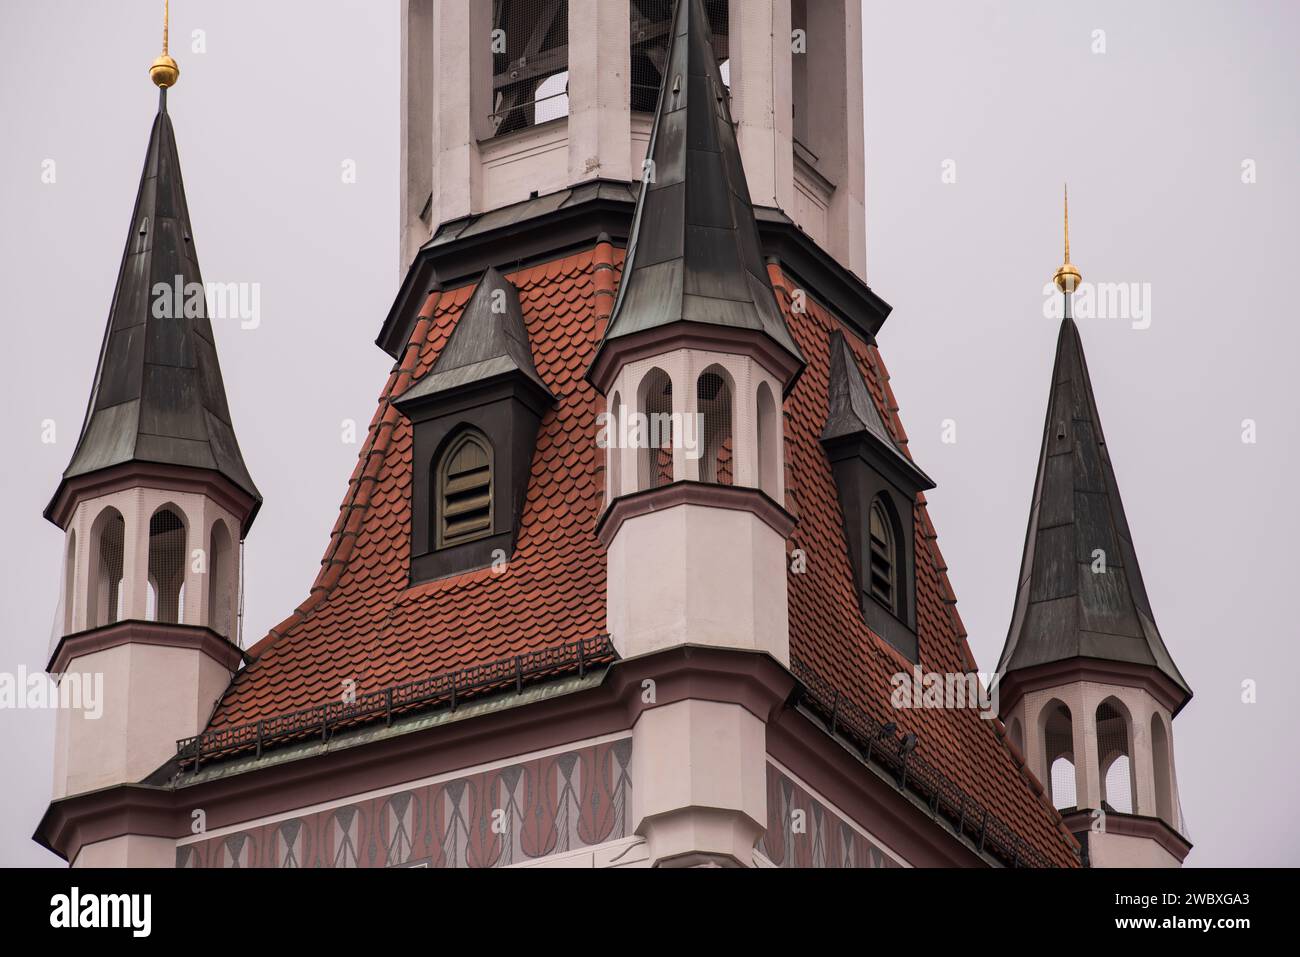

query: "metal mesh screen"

left=1096, top=701, right=1134, bottom=814
left=489, top=0, right=570, bottom=137
left=208, top=522, right=233, bottom=638
left=639, top=369, right=673, bottom=489
left=696, top=370, right=733, bottom=485
left=1043, top=702, right=1076, bottom=810
left=630, top=0, right=729, bottom=112
left=148, top=508, right=187, bottom=624
left=93, top=512, right=125, bottom=629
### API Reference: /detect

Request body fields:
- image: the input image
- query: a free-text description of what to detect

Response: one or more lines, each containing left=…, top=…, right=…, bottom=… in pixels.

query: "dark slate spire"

left=821, top=330, right=933, bottom=490
left=594, top=0, right=803, bottom=375
left=997, top=317, right=1190, bottom=704
left=50, top=90, right=260, bottom=516
left=396, top=267, right=552, bottom=406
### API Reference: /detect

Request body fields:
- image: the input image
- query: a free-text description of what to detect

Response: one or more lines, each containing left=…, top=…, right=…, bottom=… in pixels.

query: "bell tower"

left=399, top=0, right=867, bottom=279
left=996, top=191, right=1193, bottom=867
left=43, top=3, right=259, bottom=865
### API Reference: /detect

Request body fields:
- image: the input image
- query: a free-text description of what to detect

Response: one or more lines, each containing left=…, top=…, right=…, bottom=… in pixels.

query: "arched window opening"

left=638, top=368, right=673, bottom=490
left=1043, top=701, right=1076, bottom=811
left=696, top=368, right=733, bottom=485
left=489, top=0, right=570, bottom=136
left=630, top=0, right=730, bottom=112
left=867, top=498, right=896, bottom=613
left=88, top=509, right=125, bottom=629
left=208, top=521, right=233, bottom=637
left=436, top=431, right=494, bottom=548
left=148, top=507, right=187, bottom=624
left=1096, top=699, right=1135, bottom=814
left=63, top=531, right=77, bottom=635
left=1151, top=713, right=1174, bottom=823
left=608, top=392, right=623, bottom=502
left=756, top=381, right=778, bottom=497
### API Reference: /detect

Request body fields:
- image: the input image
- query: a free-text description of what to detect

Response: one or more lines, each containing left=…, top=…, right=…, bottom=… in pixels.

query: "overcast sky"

left=1, top=1, right=1296, bottom=867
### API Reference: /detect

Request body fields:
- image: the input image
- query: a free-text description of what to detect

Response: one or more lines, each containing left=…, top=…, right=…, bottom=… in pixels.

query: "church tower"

left=43, top=7, right=259, bottom=863
left=995, top=191, right=1192, bottom=867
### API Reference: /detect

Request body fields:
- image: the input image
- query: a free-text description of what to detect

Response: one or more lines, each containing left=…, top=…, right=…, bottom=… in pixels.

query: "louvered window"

left=436, top=432, right=494, bottom=548
left=867, top=499, right=895, bottom=613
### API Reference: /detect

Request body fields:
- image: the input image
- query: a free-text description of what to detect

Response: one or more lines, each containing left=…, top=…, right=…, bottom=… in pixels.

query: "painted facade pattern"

left=758, top=763, right=901, bottom=868
left=177, top=739, right=633, bottom=868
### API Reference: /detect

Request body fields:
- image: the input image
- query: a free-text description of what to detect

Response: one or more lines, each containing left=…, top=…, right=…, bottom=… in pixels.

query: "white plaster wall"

left=71, top=835, right=176, bottom=868
left=53, top=642, right=235, bottom=799
left=632, top=699, right=767, bottom=865
left=607, top=503, right=789, bottom=665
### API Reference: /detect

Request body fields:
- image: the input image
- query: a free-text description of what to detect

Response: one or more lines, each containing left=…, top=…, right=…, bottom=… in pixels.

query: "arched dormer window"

left=436, top=430, right=494, bottom=549
left=867, top=498, right=897, bottom=614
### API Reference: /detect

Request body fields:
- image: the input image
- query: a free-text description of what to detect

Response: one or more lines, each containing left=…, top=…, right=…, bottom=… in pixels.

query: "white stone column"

left=729, top=0, right=794, bottom=212
left=568, top=0, right=632, bottom=185
left=400, top=0, right=436, bottom=269
left=431, top=0, right=489, bottom=227
left=805, top=0, right=866, bottom=278
left=631, top=699, right=768, bottom=866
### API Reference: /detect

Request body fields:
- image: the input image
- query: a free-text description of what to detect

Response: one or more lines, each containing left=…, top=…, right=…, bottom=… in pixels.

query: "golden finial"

left=1053, top=184, right=1081, bottom=294
left=149, top=0, right=180, bottom=89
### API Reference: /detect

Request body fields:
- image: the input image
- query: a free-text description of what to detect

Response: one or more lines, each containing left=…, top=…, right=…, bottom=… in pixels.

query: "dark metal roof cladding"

left=821, top=330, right=933, bottom=490
left=597, top=0, right=803, bottom=366
left=54, top=89, right=260, bottom=508
left=997, top=317, right=1189, bottom=702
left=395, top=266, right=552, bottom=406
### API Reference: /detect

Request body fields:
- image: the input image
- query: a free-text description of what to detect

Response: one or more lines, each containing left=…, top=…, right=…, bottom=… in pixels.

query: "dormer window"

left=867, top=498, right=896, bottom=613
left=394, top=267, right=553, bottom=586
left=437, top=431, right=494, bottom=548
left=821, top=331, right=934, bottom=662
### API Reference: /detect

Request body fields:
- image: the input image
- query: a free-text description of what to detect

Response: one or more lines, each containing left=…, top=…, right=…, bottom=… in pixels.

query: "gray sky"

left=1, top=0, right=1296, bottom=867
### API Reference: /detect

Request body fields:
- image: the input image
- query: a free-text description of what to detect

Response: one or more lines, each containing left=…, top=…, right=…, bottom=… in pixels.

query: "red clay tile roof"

left=205, top=242, right=1077, bottom=866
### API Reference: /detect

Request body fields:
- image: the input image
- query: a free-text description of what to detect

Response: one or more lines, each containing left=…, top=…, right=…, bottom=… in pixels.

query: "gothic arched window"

left=867, top=498, right=897, bottom=613
left=147, top=506, right=188, bottom=624
left=696, top=367, right=734, bottom=486
left=436, top=430, right=494, bottom=549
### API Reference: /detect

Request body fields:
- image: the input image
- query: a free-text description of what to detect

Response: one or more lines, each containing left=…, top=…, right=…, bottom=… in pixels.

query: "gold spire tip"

left=1053, top=183, right=1081, bottom=294
left=150, top=0, right=180, bottom=89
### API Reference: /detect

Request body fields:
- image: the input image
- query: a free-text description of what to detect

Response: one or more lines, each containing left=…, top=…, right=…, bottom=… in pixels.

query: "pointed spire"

left=592, top=0, right=803, bottom=385
left=821, top=331, right=933, bottom=490
left=48, top=85, right=260, bottom=522
left=396, top=267, right=552, bottom=406
left=997, top=317, right=1190, bottom=706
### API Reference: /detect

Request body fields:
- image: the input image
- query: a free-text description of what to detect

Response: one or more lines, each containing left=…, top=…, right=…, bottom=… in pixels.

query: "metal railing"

left=176, top=634, right=616, bottom=771
left=791, top=657, right=1072, bottom=869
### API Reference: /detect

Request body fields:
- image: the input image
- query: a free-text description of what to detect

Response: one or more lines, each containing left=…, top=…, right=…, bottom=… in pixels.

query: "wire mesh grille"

left=696, top=370, right=732, bottom=485
left=630, top=0, right=729, bottom=112
left=1043, top=702, right=1076, bottom=810
left=489, top=0, right=570, bottom=137
left=207, top=522, right=233, bottom=638
left=1096, top=700, right=1134, bottom=814
left=639, top=369, right=673, bottom=489
left=93, top=512, right=125, bottom=629
left=148, top=508, right=187, bottom=624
